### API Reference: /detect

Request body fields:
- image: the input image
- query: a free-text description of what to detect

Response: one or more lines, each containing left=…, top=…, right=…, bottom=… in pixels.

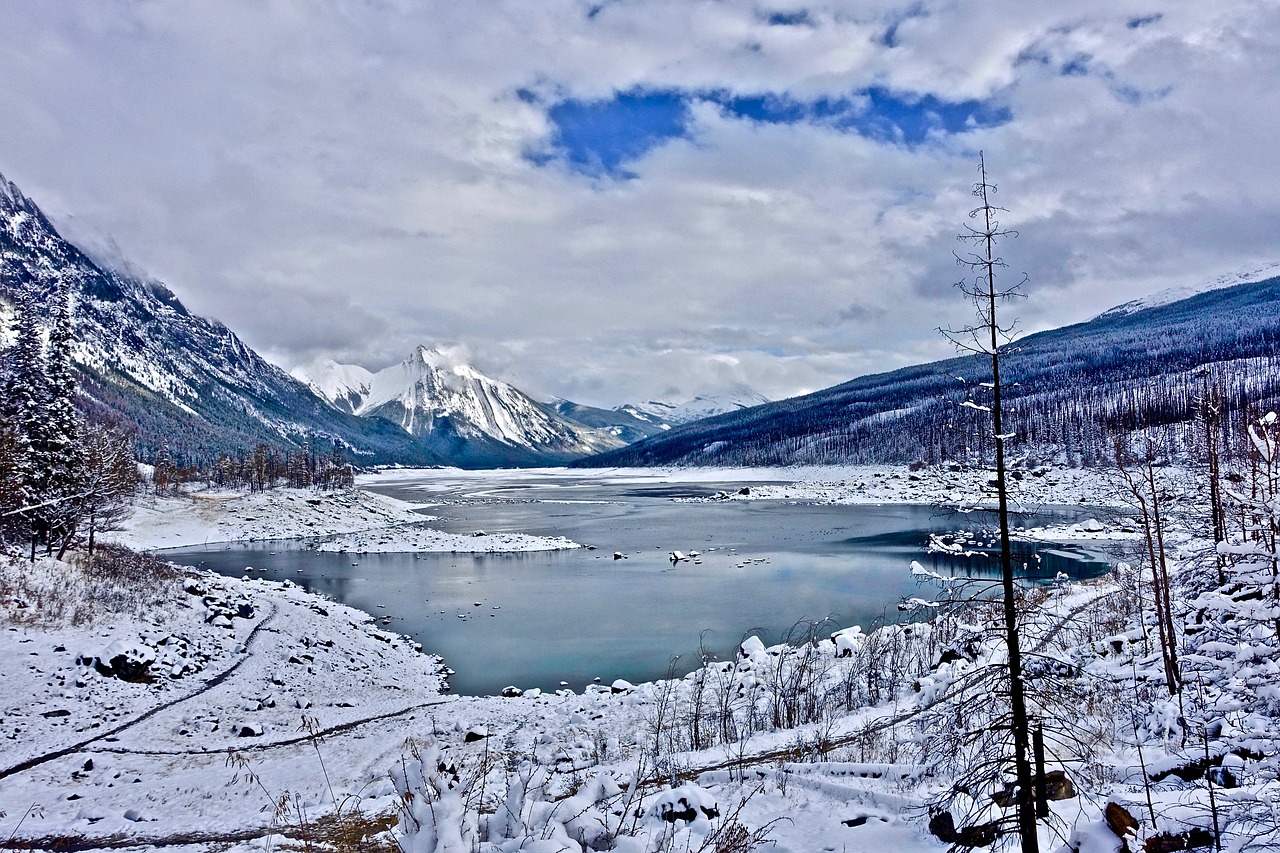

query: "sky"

left=1, top=1, right=1278, bottom=408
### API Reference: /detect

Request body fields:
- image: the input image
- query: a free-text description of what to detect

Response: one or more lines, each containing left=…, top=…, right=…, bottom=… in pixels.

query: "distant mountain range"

left=0, top=168, right=759, bottom=468
left=291, top=350, right=772, bottom=464
left=7, top=166, right=1278, bottom=472
left=292, top=347, right=624, bottom=467
left=578, top=270, right=1280, bottom=468
left=619, top=387, right=772, bottom=426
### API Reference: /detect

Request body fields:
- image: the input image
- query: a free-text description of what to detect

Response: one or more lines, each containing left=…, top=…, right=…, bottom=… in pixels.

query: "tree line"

left=153, top=439, right=356, bottom=494
left=0, top=286, right=138, bottom=558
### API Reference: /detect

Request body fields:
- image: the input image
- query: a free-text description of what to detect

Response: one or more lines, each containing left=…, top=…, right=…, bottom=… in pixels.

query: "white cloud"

left=1, top=0, right=1277, bottom=407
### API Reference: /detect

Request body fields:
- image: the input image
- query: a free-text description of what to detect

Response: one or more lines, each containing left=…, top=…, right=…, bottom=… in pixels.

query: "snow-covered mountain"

left=547, top=398, right=672, bottom=444
left=621, top=386, right=772, bottom=426
left=294, top=347, right=625, bottom=466
left=1095, top=261, right=1280, bottom=319
left=582, top=272, right=1280, bottom=468
left=290, top=359, right=375, bottom=415
left=0, top=170, right=438, bottom=466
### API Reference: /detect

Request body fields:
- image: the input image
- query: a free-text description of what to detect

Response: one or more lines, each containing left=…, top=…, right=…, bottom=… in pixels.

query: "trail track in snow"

left=0, top=599, right=281, bottom=782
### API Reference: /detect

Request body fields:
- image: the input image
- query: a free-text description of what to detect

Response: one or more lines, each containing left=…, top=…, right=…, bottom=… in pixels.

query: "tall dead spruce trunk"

left=943, top=153, right=1038, bottom=853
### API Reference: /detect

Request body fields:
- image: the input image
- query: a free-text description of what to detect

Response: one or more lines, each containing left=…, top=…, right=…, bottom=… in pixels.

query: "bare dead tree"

left=940, top=152, right=1038, bottom=853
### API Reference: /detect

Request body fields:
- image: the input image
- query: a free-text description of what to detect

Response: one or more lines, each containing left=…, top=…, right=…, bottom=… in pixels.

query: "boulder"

left=89, top=641, right=156, bottom=682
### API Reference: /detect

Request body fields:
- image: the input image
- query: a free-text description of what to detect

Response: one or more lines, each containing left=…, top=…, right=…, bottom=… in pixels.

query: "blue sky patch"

left=539, top=90, right=690, bottom=177
left=765, top=10, right=814, bottom=27
left=535, top=87, right=1010, bottom=177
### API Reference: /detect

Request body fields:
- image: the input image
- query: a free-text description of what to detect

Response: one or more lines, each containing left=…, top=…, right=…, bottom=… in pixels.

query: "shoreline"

left=1, top=463, right=1142, bottom=851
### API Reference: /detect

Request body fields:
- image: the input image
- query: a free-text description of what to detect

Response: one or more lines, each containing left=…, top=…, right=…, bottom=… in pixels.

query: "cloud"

left=0, top=0, right=1277, bottom=408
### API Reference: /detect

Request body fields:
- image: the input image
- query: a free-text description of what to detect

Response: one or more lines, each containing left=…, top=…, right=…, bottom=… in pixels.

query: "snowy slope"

left=289, top=358, right=374, bottom=414
left=1094, top=260, right=1280, bottom=319
left=298, top=346, right=626, bottom=466
left=623, top=385, right=771, bottom=426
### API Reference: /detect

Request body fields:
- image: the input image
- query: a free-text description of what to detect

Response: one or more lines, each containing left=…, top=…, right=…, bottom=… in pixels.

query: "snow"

left=623, top=385, right=771, bottom=425
left=2, top=463, right=1276, bottom=852
left=289, top=357, right=374, bottom=410
left=107, top=485, right=579, bottom=553
left=1094, top=260, right=1280, bottom=319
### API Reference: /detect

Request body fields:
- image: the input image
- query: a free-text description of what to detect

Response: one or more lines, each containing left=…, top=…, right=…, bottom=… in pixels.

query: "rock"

left=237, top=722, right=264, bottom=737
left=738, top=487, right=750, bottom=495
left=501, top=686, right=523, bottom=698
left=464, top=726, right=489, bottom=742
left=928, top=810, right=957, bottom=843
left=613, top=552, right=624, bottom=560
left=91, top=641, right=156, bottom=682
left=1043, top=769, right=1076, bottom=800
left=1105, top=802, right=1140, bottom=840
left=1144, top=829, right=1215, bottom=853
left=1080, top=518, right=1105, bottom=533
left=610, top=679, right=635, bottom=694
left=83, top=758, right=94, bottom=772
left=123, top=808, right=147, bottom=822
left=956, top=821, right=1000, bottom=848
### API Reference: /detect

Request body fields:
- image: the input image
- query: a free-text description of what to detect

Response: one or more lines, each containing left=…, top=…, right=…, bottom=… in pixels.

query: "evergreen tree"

left=40, top=285, right=82, bottom=554
left=7, top=290, right=49, bottom=556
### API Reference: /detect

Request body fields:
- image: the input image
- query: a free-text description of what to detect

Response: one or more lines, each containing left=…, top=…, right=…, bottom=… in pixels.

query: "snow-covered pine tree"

left=41, top=284, right=83, bottom=556
left=0, top=344, right=30, bottom=541
left=6, top=289, right=49, bottom=557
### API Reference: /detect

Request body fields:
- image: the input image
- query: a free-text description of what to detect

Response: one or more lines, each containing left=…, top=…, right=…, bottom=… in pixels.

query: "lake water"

left=165, top=470, right=1112, bottom=696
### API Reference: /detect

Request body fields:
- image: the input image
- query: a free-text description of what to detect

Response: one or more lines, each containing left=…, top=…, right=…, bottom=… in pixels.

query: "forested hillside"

left=0, top=173, right=438, bottom=468
left=579, top=277, right=1280, bottom=468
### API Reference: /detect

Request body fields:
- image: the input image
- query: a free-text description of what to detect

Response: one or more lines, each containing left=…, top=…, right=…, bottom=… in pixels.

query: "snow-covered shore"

left=4, top=464, right=1268, bottom=853
left=108, top=484, right=580, bottom=553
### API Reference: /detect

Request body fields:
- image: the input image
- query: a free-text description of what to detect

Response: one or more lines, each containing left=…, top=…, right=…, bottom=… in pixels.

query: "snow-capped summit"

left=301, top=346, right=625, bottom=466
left=1095, top=261, right=1280, bottom=320
left=290, top=358, right=374, bottom=415
left=622, top=386, right=771, bottom=426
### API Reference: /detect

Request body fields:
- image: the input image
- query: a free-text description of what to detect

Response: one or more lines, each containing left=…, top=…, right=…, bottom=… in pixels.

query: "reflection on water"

left=165, top=473, right=1112, bottom=696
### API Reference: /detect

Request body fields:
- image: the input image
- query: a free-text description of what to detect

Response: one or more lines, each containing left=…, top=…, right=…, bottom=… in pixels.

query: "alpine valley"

left=0, top=172, right=655, bottom=468
left=3, top=167, right=1280, bottom=472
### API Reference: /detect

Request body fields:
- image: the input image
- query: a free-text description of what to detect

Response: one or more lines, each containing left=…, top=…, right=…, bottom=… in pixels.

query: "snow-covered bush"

left=392, top=741, right=769, bottom=853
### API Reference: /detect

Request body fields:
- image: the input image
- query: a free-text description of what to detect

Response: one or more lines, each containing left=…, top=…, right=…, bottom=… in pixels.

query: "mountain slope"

left=1095, top=261, right=1280, bottom=319
left=548, top=399, right=671, bottom=444
left=578, top=276, right=1280, bottom=468
left=290, top=359, right=375, bottom=415
left=0, top=172, right=441, bottom=466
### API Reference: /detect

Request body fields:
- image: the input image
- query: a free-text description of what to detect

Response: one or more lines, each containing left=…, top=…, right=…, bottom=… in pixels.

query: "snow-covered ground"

left=2, top=465, right=1273, bottom=852
left=109, top=485, right=579, bottom=553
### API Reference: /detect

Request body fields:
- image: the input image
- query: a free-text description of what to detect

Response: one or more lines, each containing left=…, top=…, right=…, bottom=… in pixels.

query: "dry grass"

left=0, top=543, right=183, bottom=629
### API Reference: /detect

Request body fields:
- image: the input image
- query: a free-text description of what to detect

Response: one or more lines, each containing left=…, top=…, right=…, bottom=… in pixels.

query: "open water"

left=165, top=470, right=1112, bottom=696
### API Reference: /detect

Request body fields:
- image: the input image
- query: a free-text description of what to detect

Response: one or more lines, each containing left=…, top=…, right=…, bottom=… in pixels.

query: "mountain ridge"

left=577, top=275, right=1280, bottom=468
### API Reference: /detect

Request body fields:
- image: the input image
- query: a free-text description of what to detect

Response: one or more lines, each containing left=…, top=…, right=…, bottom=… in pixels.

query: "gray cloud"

left=1, top=0, right=1277, bottom=408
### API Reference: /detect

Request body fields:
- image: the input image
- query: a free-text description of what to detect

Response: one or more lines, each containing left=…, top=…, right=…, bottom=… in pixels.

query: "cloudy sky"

left=1, top=1, right=1277, bottom=407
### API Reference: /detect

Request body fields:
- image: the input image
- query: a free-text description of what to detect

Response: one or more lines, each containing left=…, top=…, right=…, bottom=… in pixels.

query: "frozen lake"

left=166, top=470, right=1111, bottom=696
